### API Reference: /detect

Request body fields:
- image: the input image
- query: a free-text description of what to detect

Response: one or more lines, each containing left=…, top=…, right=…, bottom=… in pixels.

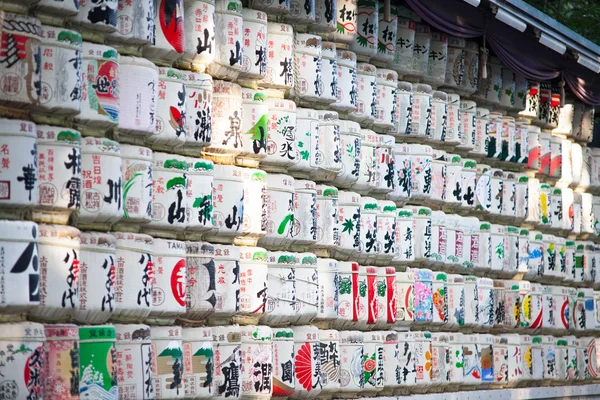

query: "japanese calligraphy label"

left=239, top=168, right=267, bottom=241
left=362, top=332, right=383, bottom=393
left=315, top=258, right=339, bottom=321
left=350, top=0, right=377, bottom=59
left=397, top=332, right=416, bottom=386
left=372, top=68, right=397, bottom=133
left=108, top=0, right=154, bottom=45
left=425, top=32, right=447, bottom=86
left=148, top=67, right=187, bottom=149
left=210, top=245, right=241, bottom=320
left=487, top=112, right=502, bottom=160
left=150, top=326, right=184, bottom=399
left=429, top=150, right=447, bottom=204
left=447, top=274, right=465, bottom=328
left=263, top=99, right=298, bottom=171
left=291, top=180, right=317, bottom=246
left=182, top=327, right=213, bottom=399
left=526, top=124, right=541, bottom=170
left=484, top=57, right=503, bottom=105
left=410, top=206, right=431, bottom=262
left=239, top=9, right=268, bottom=81
left=413, top=331, right=432, bottom=386
left=319, top=42, right=338, bottom=104
left=184, top=157, right=214, bottom=233
left=312, top=111, right=341, bottom=181
left=373, top=135, right=396, bottom=196
left=75, top=43, right=119, bottom=134
left=117, top=57, right=158, bottom=138
left=285, top=0, right=315, bottom=23
left=36, top=26, right=82, bottom=116
left=332, top=261, right=357, bottom=329
left=444, top=36, right=465, bottom=89
left=430, top=92, right=448, bottom=144
left=410, top=144, right=433, bottom=201
left=238, top=247, right=268, bottom=319
left=470, top=106, right=488, bottom=155
left=334, top=121, right=361, bottom=188
left=212, top=326, right=242, bottom=399
left=239, top=89, right=268, bottom=165
left=408, top=24, right=431, bottom=79
left=43, top=324, right=79, bottom=400
left=114, top=324, right=153, bottom=400
left=261, top=252, right=296, bottom=326
left=316, top=330, right=340, bottom=394
left=514, top=174, right=529, bottom=221
left=350, top=130, right=376, bottom=193
left=75, top=232, right=116, bottom=324
left=210, top=165, right=245, bottom=238
left=431, top=333, right=450, bottom=386
left=142, top=0, right=184, bottom=64
left=0, top=13, right=42, bottom=109
left=290, top=325, right=321, bottom=397
left=375, top=201, right=396, bottom=262
left=181, top=0, right=216, bottom=72
left=259, top=174, right=295, bottom=248
left=349, top=63, right=376, bottom=124
left=550, top=134, right=563, bottom=179
left=294, top=34, right=323, bottom=104
left=184, top=241, right=216, bottom=321
left=493, top=336, right=508, bottom=385
left=331, top=50, right=357, bottom=113
left=553, top=286, right=570, bottom=331
left=271, top=328, right=294, bottom=397
left=263, top=23, right=294, bottom=90
left=183, top=72, right=213, bottom=149
left=460, top=40, right=479, bottom=94
left=79, top=325, right=118, bottom=399
left=550, top=188, right=563, bottom=231
left=289, top=108, right=318, bottom=177
left=112, top=232, right=154, bottom=322
left=357, top=198, right=377, bottom=262
left=145, top=152, right=188, bottom=233
left=542, top=286, right=555, bottom=330
left=72, top=0, right=117, bottom=31
left=29, top=225, right=80, bottom=321
left=240, top=326, right=273, bottom=398
left=118, top=145, right=153, bottom=228
left=332, top=0, right=357, bottom=44
left=394, top=270, right=414, bottom=328
left=293, top=253, right=318, bottom=324
left=387, top=144, right=411, bottom=204
left=389, top=17, right=415, bottom=75
left=148, top=239, right=187, bottom=321
left=432, top=272, right=448, bottom=326
left=461, top=334, right=480, bottom=385
left=542, top=336, right=557, bottom=380
left=0, top=221, right=40, bottom=315
left=0, top=322, right=45, bottom=400
left=372, top=12, right=396, bottom=65
left=334, top=191, right=360, bottom=257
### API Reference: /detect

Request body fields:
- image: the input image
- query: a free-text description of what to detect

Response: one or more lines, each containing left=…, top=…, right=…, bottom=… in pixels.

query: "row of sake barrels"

left=3, top=321, right=600, bottom=400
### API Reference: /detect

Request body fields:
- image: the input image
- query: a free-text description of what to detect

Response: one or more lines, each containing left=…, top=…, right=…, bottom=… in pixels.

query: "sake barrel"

left=500, top=116, right=516, bottom=162
left=460, top=40, right=479, bottom=95
left=0, top=221, right=40, bottom=319
left=331, top=50, right=358, bottom=113
left=290, top=325, right=321, bottom=398
left=72, top=0, right=118, bottom=34
left=142, top=0, right=185, bottom=65
left=468, top=106, right=488, bottom=157
left=320, top=42, right=338, bottom=105
left=212, top=326, right=242, bottom=398
left=373, top=69, right=397, bottom=132
left=0, top=119, right=38, bottom=217
left=0, top=13, right=42, bottom=110
left=209, top=244, right=241, bottom=323
left=107, top=0, right=154, bottom=47
left=486, top=112, right=502, bottom=160
left=362, top=331, right=384, bottom=393
left=262, top=98, right=298, bottom=172
left=259, top=174, right=295, bottom=248
left=339, top=331, right=364, bottom=393
left=393, top=81, right=412, bottom=137
left=458, top=159, right=476, bottom=211
left=574, top=288, right=595, bottom=331
left=386, top=143, right=411, bottom=204
left=397, top=331, right=417, bottom=386
left=239, top=326, right=273, bottom=399
left=79, top=325, right=119, bottom=399
left=260, top=251, right=297, bottom=326
left=318, top=330, right=341, bottom=393
left=443, top=93, right=461, bottom=146
left=410, top=84, right=432, bottom=140
left=150, top=325, right=184, bottom=399
left=348, top=62, right=377, bottom=125
left=146, top=238, right=186, bottom=323
left=409, top=206, right=431, bottom=264
left=407, top=24, right=431, bottom=81
left=350, top=0, right=378, bottom=61
left=238, top=89, right=268, bottom=167
left=75, top=232, right=116, bottom=324
left=209, top=165, right=245, bottom=240
left=114, top=324, right=153, bottom=400
left=183, top=241, right=215, bottom=322
left=356, top=197, right=378, bottom=262
left=238, top=9, right=268, bottom=84
left=238, top=168, right=267, bottom=243
left=148, top=67, right=187, bottom=150
left=288, top=108, right=318, bottom=178
left=374, top=202, right=395, bottom=262
left=313, top=110, right=342, bottom=182
left=564, top=240, right=576, bottom=283
left=35, top=26, right=82, bottom=118
left=519, top=79, right=541, bottom=121
left=538, top=82, right=553, bottom=126
left=42, top=324, right=79, bottom=400
left=390, top=17, right=415, bottom=76
left=380, top=331, right=401, bottom=390
left=291, top=180, right=317, bottom=246
left=331, top=0, right=357, bottom=44
left=446, top=333, right=464, bottom=386
left=515, top=119, right=529, bottom=164
left=285, top=0, right=315, bottom=24
left=315, top=185, right=339, bottom=249
left=293, top=253, right=318, bottom=324
left=0, top=322, right=45, bottom=400
left=393, top=208, right=414, bottom=265
left=550, top=188, right=564, bottom=232
left=111, top=232, right=154, bottom=322
left=410, top=144, right=433, bottom=201
left=424, top=32, right=448, bottom=88
left=238, top=247, right=268, bottom=321
left=143, top=152, right=188, bottom=235
left=314, top=258, right=338, bottom=322
left=180, top=0, right=216, bottom=72
left=183, top=71, right=213, bottom=151
left=372, top=10, right=396, bottom=66
left=350, top=129, right=376, bottom=193
left=549, top=134, right=563, bottom=179
left=334, top=261, right=359, bottom=328
left=272, top=328, right=295, bottom=397
left=526, top=125, right=541, bottom=171
left=293, top=34, right=323, bottom=104
left=429, top=211, right=446, bottom=266
left=263, top=23, right=294, bottom=90
left=372, top=135, right=395, bottom=194
left=334, top=120, right=361, bottom=188
left=446, top=274, right=464, bottom=328
left=117, top=57, right=158, bottom=139
left=115, top=144, right=153, bottom=230
left=431, top=332, right=451, bottom=387
left=429, top=149, right=447, bottom=205
left=334, top=191, right=361, bottom=258
left=184, top=157, right=214, bottom=234
left=413, top=331, right=433, bottom=387
left=553, top=286, right=570, bottom=332
left=529, top=336, right=545, bottom=381
left=444, top=36, right=465, bottom=90
left=314, top=0, right=336, bottom=32
left=74, top=43, right=119, bottom=135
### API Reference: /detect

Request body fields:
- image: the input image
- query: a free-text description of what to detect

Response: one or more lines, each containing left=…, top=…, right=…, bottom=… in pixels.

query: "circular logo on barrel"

left=170, top=258, right=187, bottom=306
left=159, top=0, right=184, bottom=53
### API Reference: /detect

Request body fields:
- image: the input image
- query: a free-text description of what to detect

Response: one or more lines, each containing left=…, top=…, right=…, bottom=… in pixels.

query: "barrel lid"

left=213, top=164, right=243, bottom=182
left=340, top=331, right=363, bottom=343
left=298, top=252, right=317, bottom=267
left=242, top=8, right=267, bottom=21
left=317, top=258, right=338, bottom=273
left=119, top=144, right=152, bottom=161
left=414, top=83, right=433, bottom=96
left=182, top=327, right=212, bottom=342
left=39, top=224, right=80, bottom=245
left=267, top=173, right=295, bottom=191
left=0, top=220, right=38, bottom=242
left=242, top=88, right=268, bottom=103
left=357, top=62, right=376, bottom=76
left=82, top=136, right=120, bottom=155
left=337, top=190, right=361, bottom=205
left=114, top=324, right=151, bottom=341
left=412, top=268, right=433, bottom=281
left=240, top=325, right=272, bottom=342
left=361, top=197, right=378, bottom=213
left=151, top=325, right=182, bottom=340
left=364, top=331, right=383, bottom=343
left=397, top=81, right=413, bottom=92
left=376, top=68, right=398, bottom=84
left=316, top=184, right=338, bottom=198
left=336, top=49, right=357, bottom=67
left=433, top=91, right=447, bottom=102
left=45, top=324, right=79, bottom=340
left=393, top=143, right=411, bottom=154
left=267, top=251, right=298, bottom=265
left=321, top=41, right=337, bottom=58
left=239, top=246, right=268, bottom=263
left=0, top=322, right=45, bottom=341
left=152, top=238, right=186, bottom=257
left=79, top=325, right=116, bottom=341
left=267, top=21, right=293, bottom=35
left=187, top=157, right=214, bottom=174
left=475, top=107, right=490, bottom=118
left=186, top=241, right=215, bottom=257
left=434, top=271, right=447, bottom=282
left=397, top=208, right=413, bottom=219
left=0, top=118, right=36, bottom=138
left=40, top=26, right=82, bottom=47
left=296, top=108, right=319, bottom=120
left=114, top=232, right=153, bottom=251
left=295, top=179, right=317, bottom=192
left=273, top=328, right=294, bottom=340
left=184, top=71, right=213, bottom=90
left=242, top=168, right=267, bottom=183
left=159, top=67, right=185, bottom=82
left=80, top=231, right=116, bottom=251
left=82, top=42, right=118, bottom=60
left=338, top=261, right=358, bottom=274
left=410, top=143, right=433, bottom=155
left=378, top=200, right=396, bottom=215
left=318, top=110, right=339, bottom=123
left=213, top=244, right=241, bottom=261
left=120, top=55, right=157, bottom=69
left=410, top=205, right=432, bottom=217
left=36, top=125, right=81, bottom=145
left=291, top=325, right=319, bottom=342
left=214, top=79, right=243, bottom=96
left=212, top=325, right=242, bottom=343
left=447, top=274, right=464, bottom=284
left=267, top=97, right=296, bottom=112
left=378, top=134, right=395, bottom=147
left=319, top=329, right=340, bottom=341
left=477, top=277, right=494, bottom=287
left=295, top=33, right=322, bottom=55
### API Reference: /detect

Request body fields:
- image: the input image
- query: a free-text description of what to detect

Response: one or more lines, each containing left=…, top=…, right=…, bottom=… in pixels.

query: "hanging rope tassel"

left=480, top=34, right=489, bottom=80
left=560, top=73, right=566, bottom=106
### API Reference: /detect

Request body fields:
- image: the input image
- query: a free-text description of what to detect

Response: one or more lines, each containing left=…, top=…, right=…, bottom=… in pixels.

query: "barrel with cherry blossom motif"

left=28, top=225, right=80, bottom=322
left=107, top=0, right=154, bottom=48
left=111, top=232, right=154, bottom=322
left=331, top=50, right=358, bottom=113
left=239, top=326, right=273, bottom=399
left=263, top=23, right=294, bottom=91
left=348, top=63, right=377, bottom=124
left=293, top=34, right=323, bottom=104
left=185, top=157, right=214, bottom=235
left=260, top=251, right=297, bottom=326
left=180, top=0, right=216, bottom=73
left=0, top=322, right=45, bottom=400
left=184, top=241, right=216, bottom=322
left=291, top=180, right=317, bottom=246
left=142, top=0, right=184, bottom=65
left=237, top=247, right=268, bottom=323
left=312, top=110, right=342, bottom=182
left=41, top=324, right=79, bottom=400
left=208, top=165, right=245, bottom=241
left=272, top=328, right=295, bottom=397
left=114, top=324, right=153, bottom=400
left=410, top=144, right=433, bottom=201
left=183, top=72, right=213, bottom=152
